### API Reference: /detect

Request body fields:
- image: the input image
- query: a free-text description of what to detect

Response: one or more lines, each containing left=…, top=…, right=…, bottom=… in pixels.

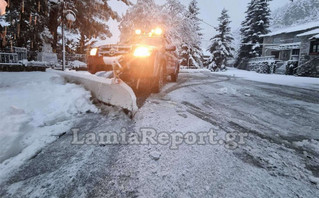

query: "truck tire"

left=171, top=65, right=180, bottom=82
left=88, top=65, right=98, bottom=74
left=152, top=63, right=165, bottom=93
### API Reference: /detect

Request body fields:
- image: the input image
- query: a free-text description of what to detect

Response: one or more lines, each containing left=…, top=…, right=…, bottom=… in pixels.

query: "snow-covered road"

left=1, top=71, right=319, bottom=197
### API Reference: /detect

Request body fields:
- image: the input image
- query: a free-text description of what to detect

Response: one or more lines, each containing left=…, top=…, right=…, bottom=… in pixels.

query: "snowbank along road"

left=0, top=70, right=319, bottom=198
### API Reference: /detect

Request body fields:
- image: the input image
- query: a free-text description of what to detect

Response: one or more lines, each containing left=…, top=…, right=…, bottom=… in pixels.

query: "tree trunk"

left=49, top=6, right=59, bottom=53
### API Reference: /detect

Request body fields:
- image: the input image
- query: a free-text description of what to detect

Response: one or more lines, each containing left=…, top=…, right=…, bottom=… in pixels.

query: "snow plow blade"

left=52, top=70, right=138, bottom=115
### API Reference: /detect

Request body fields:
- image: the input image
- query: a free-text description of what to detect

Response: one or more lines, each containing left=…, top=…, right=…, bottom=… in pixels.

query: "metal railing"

left=248, top=56, right=276, bottom=63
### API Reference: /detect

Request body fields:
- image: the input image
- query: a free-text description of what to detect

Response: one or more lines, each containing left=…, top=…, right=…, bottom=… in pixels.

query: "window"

left=310, top=40, right=319, bottom=54
left=274, top=37, right=281, bottom=43
left=292, top=49, right=300, bottom=56
left=271, top=51, right=280, bottom=59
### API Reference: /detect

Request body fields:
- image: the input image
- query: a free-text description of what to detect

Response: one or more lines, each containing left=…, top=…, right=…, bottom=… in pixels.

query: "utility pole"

left=60, top=0, right=76, bottom=71
left=61, top=0, right=66, bottom=71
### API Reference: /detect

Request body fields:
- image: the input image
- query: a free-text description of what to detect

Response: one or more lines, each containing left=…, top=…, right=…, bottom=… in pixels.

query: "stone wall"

left=299, top=36, right=311, bottom=65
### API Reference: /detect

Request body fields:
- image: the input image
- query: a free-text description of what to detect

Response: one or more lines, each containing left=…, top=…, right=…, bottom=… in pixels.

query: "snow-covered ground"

left=68, top=60, right=87, bottom=68
left=180, top=68, right=210, bottom=73
left=107, top=71, right=319, bottom=197
left=0, top=72, right=98, bottom=181
left=0, top=71, right=318, bottom=197
left=213, top=67, right=319, bottom=90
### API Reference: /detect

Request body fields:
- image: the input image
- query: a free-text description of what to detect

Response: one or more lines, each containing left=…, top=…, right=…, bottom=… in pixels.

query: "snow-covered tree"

left=161, top=0, right=196, bottom=48
left=235, top=0, right=271, bottom=69
left=182, top=0, right=203, bottom=68
left=3, top=0, right=49, bottom=53
left=207, top=9, right=234, bottom=71
left=272, top=0, right=319, bottom=28
left=1, top=0, right=130, bottom=55
left=180, top=44, right=189, bottom=66
left=119, top=0, right=202, bottom=64
left=119, top=0, right=161, bottom=43
left=47, top=0, right=130, bottom=53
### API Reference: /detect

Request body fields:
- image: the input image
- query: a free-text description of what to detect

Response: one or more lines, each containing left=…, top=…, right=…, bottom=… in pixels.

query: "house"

left=260, top=22, right=319, bottom=76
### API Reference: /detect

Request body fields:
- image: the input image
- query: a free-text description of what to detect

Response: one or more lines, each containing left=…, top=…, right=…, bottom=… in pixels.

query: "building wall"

left=299, top=36, right=319, bottom=65
left=262, top=33, right=301, bottom=57
left=262, top=27, right=319, bottom=58
left=299, top=36, right=311, bottom=65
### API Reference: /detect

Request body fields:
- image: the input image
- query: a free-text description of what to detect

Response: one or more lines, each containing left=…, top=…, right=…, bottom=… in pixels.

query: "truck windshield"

left=134, top=36, right=163, bottom=46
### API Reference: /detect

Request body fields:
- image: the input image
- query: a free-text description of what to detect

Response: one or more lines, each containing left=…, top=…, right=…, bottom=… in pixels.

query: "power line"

left=199, top=19, right=215, bottom=28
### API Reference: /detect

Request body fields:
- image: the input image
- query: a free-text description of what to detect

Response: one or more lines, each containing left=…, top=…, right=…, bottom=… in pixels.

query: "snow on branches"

left=1, top=0, right=130, bottom=53
left=119, top=0, right=203, bottom=68
left=207, top=9, right=234, bottom=71
left=235, top=0, right=271, bottom=69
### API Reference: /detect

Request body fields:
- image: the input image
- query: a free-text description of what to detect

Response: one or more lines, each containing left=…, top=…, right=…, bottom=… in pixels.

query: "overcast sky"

left=108, top=0, right=291, bottom=50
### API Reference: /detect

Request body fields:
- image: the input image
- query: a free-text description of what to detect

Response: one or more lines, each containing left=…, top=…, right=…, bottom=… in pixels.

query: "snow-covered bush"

left=285, top=60, right=299, bottom=75
left=247, top=60, right=277, bottom=74
left=295, top=57, right=319, bottom=77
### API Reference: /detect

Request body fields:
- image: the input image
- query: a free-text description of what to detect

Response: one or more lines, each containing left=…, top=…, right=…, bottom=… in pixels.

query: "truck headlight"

left=90, top=48, right=98, bottom=56
left=154, top=28, right=163, bottom=35
left=135, top=29, right=142, bottom=35
left=134, top=46, right=152, bottom=57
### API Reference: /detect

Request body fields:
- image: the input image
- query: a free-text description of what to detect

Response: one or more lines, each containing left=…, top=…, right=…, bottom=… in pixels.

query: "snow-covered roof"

left=265, top=42, right=301, bottom=50
left=296, top=28, right=319, bottom=37
left=262, top=21, right=319, bottom=37
left=310, top=34, right=319, bottom=40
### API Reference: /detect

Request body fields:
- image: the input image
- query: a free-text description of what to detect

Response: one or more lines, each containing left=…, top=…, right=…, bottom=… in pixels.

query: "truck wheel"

left=152, top=64, right=165, bottom=93
left=171, top=73, right=177, bottom=82
left=88, top=65, right=97, bottom=74
left=171, top=64, right=180, bottom=82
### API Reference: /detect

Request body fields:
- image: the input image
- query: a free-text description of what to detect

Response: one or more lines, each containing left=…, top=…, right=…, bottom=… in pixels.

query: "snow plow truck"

left=88, top=27, right=180, bottom=93
left=55, top=28, right=179, bottom=116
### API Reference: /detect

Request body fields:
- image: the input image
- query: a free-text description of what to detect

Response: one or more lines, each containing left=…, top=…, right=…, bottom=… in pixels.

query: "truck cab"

left=87, top=28, right=180, bottom=93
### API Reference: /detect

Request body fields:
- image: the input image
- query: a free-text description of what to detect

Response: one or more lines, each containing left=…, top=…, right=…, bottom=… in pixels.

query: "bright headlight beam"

left=154, top=28, right=163, bottom=35
left=90, top=48, right=98, bottom=56
left=135, top=29, right=142, bottom=35
left=134, top=46, right=151, bottom=57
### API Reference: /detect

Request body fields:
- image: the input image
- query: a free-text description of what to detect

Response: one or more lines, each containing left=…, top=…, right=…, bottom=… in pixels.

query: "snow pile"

left=293, top=139, right=319, bottom=154
left=214, top=67, right=319, bottom=89
left=180, top=68, right=210, bottom=73
left=68, top=60, right=87, bottom=68
left=0, top=72, right=98, bottom=181
left=54, top=70, right=138, bottom=114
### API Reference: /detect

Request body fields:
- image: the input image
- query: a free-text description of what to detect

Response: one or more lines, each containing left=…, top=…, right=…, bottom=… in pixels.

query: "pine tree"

left=182, top=0, right=203, bottom=68
left=207, top=9, right=234, bottom=71
left=3, top=0, right=48, bottom=54
left=234, top=0, right=254, bottom=68
left=75, top=0, right=130, bottom=53
left=235, top=0, right=271, bottom=69
left=47, top=0, right=130, bottom=54
left=180, top=44, right=189, bottom=67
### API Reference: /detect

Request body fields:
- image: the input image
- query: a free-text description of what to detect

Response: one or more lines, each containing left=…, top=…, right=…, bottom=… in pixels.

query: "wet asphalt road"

left=1, top=71, right=319, bottom=197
